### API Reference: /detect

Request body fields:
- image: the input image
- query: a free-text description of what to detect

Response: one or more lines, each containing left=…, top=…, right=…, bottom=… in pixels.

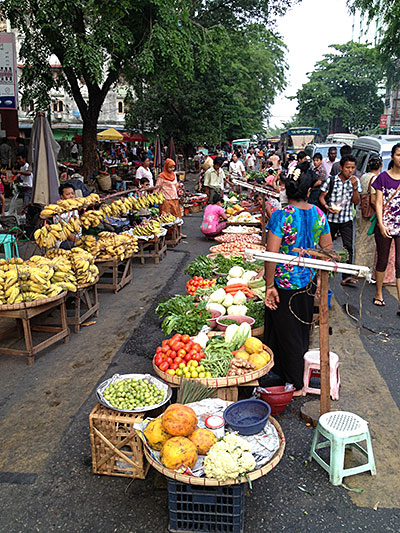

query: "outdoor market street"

left=0, top=175, right=399, bottom=532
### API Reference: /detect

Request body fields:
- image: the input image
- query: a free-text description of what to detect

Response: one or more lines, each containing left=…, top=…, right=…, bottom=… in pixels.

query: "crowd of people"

left=198, top=142, right=400, bottom=396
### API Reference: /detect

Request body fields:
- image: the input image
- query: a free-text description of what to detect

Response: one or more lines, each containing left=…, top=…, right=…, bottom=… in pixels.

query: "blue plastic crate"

left=167, top=479, right=245, bottom=533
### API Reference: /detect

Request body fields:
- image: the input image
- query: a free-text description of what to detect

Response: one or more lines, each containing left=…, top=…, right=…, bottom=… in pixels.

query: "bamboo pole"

left=261, top=196, right=266, bottom=246
left=319, top=270, right=330, bottom=414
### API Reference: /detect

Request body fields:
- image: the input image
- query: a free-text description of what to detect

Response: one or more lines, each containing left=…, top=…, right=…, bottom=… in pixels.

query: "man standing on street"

left=319, top=154, right=361, bottom=286
left=322, top=146, right=339, bottom=176
left=204, top=156, right=225, bottom=204
left=245, top=148, right=256, bottom=173
left=267, top=150, right=280, bottom=170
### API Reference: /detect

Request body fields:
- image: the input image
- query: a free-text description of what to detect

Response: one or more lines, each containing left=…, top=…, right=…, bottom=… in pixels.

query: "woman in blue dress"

left=263, top=162, right=333, bottom=396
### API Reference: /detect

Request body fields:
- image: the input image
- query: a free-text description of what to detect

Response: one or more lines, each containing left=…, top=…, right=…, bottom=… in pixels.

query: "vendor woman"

left=262, top=162, right=332, bottom=396
left=200, top=194, right=228, bottom=238
left=155, top=158, right=181, bottom=218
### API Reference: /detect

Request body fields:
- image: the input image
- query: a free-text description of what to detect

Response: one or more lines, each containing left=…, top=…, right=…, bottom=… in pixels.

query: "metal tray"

left=96, top=373, right=172, bottom=413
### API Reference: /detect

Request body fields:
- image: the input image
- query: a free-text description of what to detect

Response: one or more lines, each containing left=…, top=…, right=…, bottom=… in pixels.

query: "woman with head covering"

left=155, top=158, right=182, bottom=218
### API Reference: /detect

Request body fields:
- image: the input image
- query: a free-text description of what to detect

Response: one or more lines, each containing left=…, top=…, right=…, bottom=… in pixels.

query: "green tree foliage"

left=294, top=42, right=384, bottom=136
left=125, top=24, right=287, bottom=154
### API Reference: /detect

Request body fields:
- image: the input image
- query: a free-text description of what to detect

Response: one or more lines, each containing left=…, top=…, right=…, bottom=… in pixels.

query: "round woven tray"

left=143, top=415, right=285, bottom=486
left=0, top=290, right=67, bottom=311
left=76, top=276, right=99, bottom=290
left=95, top=253, right=133, bottom=264
left=152, top=346, right=273, bottom=387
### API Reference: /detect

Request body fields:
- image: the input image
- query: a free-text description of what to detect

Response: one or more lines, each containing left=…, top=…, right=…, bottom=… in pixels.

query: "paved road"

left=1, top=179, right=399, bottom=531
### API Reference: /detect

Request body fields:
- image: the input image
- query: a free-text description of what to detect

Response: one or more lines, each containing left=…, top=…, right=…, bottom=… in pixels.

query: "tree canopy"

left=294, top=41, right=384, bottom=136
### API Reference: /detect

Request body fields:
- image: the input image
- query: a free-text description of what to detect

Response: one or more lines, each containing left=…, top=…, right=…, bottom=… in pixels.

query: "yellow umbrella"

left=97, top=128, right=124, bottom=141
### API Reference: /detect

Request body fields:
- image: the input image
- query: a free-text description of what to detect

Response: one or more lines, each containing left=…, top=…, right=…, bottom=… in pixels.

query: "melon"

left=188, top=428, right=217, bottom=455
left=162, top=404, right=198, bottom=436
left=143, top=416, right=172, bottom=451
left=160, top=436, right=198, bottom=470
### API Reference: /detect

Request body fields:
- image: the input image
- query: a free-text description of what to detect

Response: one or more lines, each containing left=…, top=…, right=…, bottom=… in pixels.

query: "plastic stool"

left=303, top=349, right=340, bottom=400
left=0, top=234, right=19, bottom=259
left=310, top=411, right=376, bottom=486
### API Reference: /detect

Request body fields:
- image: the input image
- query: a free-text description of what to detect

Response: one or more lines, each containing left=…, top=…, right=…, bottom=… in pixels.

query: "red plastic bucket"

left=259, top=386, right=294, bottom=415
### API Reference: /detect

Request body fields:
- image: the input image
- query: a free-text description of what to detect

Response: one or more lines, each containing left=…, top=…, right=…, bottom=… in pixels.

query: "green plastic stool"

left=309, top=411, right=376, bottom=486
left=0, top=234, right=19, bottom=259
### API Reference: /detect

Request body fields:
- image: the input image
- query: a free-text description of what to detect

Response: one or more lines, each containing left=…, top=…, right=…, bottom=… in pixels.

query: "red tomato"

left=199, top=352, right=205, bottom=359
left=154, top=354, right=163, bottom=366
left=162, top=340, right=169, bottom=348
left=185, top=341, right=194, bottom=351
left=156, top=346, right=163, bottom=354
left=170, top=350, right=177, bottom=359
left=172, top=334, right=182, bottom=342
left=177, top=349, right=186, bottom=358
left=188, top=349, right=197, bottom=358
left=192, top=353, right=201, bottom=362
left=181, top=334, right=190, bottom=344
left=166, top=349, right=172, bottom=358
left=175, top=356, right=183, bottom=365
left=161, top=345, right=169, bottom=354
left=175, top=342, right=185, bottom=351
left=167, top=357, right=173, bottom=365
left=170, top=362, right=179, bottom=370
left=192, top=344, right=201, bottom=352
left=159, top=362, right=169, bottom=372
left=171, top=341, right=181, bottom=352
left=184, top=353, right=192, bottom=362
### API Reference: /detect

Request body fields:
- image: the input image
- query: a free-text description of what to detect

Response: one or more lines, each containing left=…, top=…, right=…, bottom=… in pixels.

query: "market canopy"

left=130, top=133, right=149, bottom=142
left=97, top=128, right=123, bottom=141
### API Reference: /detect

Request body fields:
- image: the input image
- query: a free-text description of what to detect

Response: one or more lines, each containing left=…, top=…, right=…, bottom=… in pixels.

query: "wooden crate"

left=96, top=257, right=133, bottom=293
left=134, top=235, right=167, bottom=265
left=166, top=225, right=183, bottom=248
left=89, top=403, right=150, bottom=479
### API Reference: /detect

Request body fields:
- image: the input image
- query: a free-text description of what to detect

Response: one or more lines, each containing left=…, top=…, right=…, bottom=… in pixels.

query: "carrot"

left=224, top=284, right=248, bottom=290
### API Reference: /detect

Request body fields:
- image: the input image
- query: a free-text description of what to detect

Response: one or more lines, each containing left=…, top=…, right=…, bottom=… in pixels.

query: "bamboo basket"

left=0, top=291, right=67, bottom=311
left=152, top=346, right=273, bottom=387
left=143, top=415, right=285, bottom=486
left=97, top=173, right=112, bottom=191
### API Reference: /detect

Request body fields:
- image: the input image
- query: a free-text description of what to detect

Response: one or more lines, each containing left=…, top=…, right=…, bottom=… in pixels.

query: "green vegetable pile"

left=184, top=255, right=214, bottom=278
left=156, top=294, right=211, bottom=336
left=219, top=318, right=240, bottom=326
left=103, top=379, right=164, bottom=410
left=213, top=254, right=264, bottom=275
left=245, top=300, right=264, bottom=329
left=202, top=337, right=233, bottom=377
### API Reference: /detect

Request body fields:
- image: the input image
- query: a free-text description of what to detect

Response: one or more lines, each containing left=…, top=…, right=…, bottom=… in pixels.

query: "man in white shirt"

left=13, top=154, right=33, bottom=208
left=245, top=148, right=256, bottom=172
left=322, top=146, right=339, bottom=176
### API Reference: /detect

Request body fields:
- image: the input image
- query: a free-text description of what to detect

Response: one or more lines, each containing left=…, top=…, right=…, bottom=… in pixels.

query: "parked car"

left=304, top=143, right=344, bottom=160
left=351, top=135, right=400, bottom=174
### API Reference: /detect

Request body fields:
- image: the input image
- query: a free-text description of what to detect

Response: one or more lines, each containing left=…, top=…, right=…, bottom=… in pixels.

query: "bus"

left=280, top=127, right=322, bottom=162
left=232, top=138, right=251, bottom=152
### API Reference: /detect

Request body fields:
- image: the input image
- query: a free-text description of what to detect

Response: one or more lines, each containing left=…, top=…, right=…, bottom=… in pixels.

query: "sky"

left=269, top=0, right=374, bottom=127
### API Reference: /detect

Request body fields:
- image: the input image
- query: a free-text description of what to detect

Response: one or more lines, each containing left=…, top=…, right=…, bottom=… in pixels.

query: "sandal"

left=341, top=278, right=358, bottom=287
left=373, top=298, right=385, bottom=307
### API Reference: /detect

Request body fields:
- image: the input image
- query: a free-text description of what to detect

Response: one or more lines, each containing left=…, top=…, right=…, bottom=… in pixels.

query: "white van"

left=352, top=135, right=400, bottom=174
left=326, top=133, right=358, bottom=146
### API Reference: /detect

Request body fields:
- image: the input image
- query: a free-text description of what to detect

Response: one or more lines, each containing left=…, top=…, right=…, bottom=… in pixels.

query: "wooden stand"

left=0, top=295, right=70, bottom=365
left=96, top=257, right=132, bottom=293
left=68, top=282, right=99, bottom=334
left=134, top=235, right=167, bottom=264
left=165, top=225, right=183, bottom=247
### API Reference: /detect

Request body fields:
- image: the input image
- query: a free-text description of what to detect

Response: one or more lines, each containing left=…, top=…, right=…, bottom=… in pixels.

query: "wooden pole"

left=319, top=270, right=330, bottom=415
left=261, top=195, right=266, bottom=246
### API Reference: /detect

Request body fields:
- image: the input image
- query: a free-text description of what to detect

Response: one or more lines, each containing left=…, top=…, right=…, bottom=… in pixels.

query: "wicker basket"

left=144, top=415, right=285, bottom=486
left=89, top=403, right=150, bottom=479
left=152, top=346, right=274, bottom=387
left=0, top=291, right=67, bottom=311
left=97, top=173, right=112, bottom=192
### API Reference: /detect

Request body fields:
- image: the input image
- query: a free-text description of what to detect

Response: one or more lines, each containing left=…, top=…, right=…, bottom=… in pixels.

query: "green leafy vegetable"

left=245, top=300, right=264, bottom=329
left=185, top=255, right=214, bottom=278
left=156, top=295, right=210, bottom=336
left=203, top=337, right=233, bottom=377
left=219, top=318, right=240, bottom=326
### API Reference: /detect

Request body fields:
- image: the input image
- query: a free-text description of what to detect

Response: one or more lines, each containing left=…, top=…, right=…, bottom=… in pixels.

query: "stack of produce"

left=186, top=276, right=216, bottom=296
left=158, top=213, right=177, bottom=224
left=203, top=432, right=256, bottom=481
left=156, top=295, right=211, bottom=336
left=222, top=226, right=260, bottom=235
left=233, top=337, right=271, bottom=370
left=228, top=212, right=259, bottom=223
left=210, top=242, right=265, bottom=257
left=34, top=218, right=81, bottom=248
left=0, top=256, right=75, bottom=305
left=153, top=334, right=209, bottom=377
left=214, top=234, right=261, bottom=244
left=76, top=232, right=138, bottom=261
left=225, top=204, right=243, bottom=216
left=40, top=193, right=100, bottom=218
left=45, top=248, right=99, bottom=286
left=133, top=219, right=162, bottom=237
left=103, top=377, right=165, bottom=410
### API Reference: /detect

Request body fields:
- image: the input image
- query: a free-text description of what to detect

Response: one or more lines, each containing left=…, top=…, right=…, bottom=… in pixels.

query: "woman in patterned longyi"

left=262, top=162, right=333, bottom=395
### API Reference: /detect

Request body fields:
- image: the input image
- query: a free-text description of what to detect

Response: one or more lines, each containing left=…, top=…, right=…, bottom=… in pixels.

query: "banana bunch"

left=75, top=235, right=98, bottom=255
left=34, top=223, right=63, bottom=248
left=79, top=210, right=105, bottom=230
left=158, top=213, right=176, bottom=224
left=133, top=219, right=162, bottom=237
left=40, top=193, right=100, bottom=218
left=77, top=231, right=138, bottom=261
left=69, top=248, right=99, bottom=285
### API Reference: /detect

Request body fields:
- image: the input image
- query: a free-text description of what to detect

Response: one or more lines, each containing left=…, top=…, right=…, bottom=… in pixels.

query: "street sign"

left=380, top=115, right=388, bottom=128
left=390, top=126, right=400, bottom=133
left=0, top=33, right=17, bottom=110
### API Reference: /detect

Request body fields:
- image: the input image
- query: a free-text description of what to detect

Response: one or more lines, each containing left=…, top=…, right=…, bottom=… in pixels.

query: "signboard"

left=390, top=126, right=400, bottom=133
left=380, top=115, right=388, bottom=128
left=287, top=127, right=320, bottom=136
left=0, top=33, right=18, bottom=110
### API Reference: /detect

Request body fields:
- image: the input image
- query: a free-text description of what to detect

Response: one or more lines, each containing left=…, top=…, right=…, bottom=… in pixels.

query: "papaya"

left=162, top=404, right=198, bottom=437
left=160, top=436, right=198, bottom=470
left=143, top=416, right=172, bottom=451
left=244, top=337, right=263, bottom=354
left=188, top=428, right=217, bottom=455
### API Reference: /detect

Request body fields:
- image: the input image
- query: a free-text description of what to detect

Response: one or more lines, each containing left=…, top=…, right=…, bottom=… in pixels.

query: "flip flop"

left=341, top=278, right=358, bottom=287
left=373, top=298, right=385, bottom=307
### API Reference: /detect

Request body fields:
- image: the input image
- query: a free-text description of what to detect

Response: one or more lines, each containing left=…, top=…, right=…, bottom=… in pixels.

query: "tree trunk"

left=82, top=106, right=101, bottom=180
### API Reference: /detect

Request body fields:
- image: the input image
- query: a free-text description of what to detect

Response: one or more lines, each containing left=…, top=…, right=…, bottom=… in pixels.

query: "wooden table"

left=0, top=293, right=70, bottom=365
left=67, top=281, right=99, bottom=333
left=96, top=257, right=133, bottom=293
left=134, top=235, right=167, bottom=265
left=165, top=225, right=183, bottom=248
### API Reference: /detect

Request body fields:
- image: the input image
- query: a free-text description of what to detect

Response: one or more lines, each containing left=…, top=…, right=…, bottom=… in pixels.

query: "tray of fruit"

left=96, top=373, right=172, bottom=413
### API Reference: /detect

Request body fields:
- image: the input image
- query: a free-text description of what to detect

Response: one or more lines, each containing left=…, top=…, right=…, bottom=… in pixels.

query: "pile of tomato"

left=186, top=276, right=216, bottom=296
left=154, top=333, right=210, bottom=377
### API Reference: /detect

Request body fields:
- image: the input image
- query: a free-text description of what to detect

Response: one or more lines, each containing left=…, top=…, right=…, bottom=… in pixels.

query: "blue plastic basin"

left=223, top=399, right=271, bottom=435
